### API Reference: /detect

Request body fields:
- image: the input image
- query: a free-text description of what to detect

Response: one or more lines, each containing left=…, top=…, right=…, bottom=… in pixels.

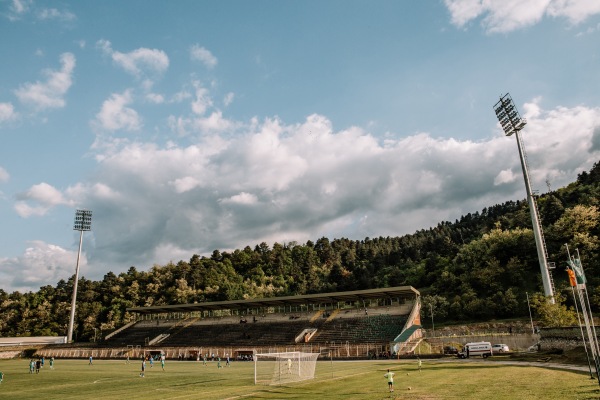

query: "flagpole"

left=577, top=250, right=600, bottom=384
left=568, top=274, right=594, bottom=379
left=567, top=244, right=600, bottom=385
left=578, top=249, right=600, bottom=356
left=526, top=292, right=535, bottom=335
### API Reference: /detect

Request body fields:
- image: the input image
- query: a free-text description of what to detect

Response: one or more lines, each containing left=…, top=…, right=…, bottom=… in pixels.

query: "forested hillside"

left=1, top=162, right=599, bottom=341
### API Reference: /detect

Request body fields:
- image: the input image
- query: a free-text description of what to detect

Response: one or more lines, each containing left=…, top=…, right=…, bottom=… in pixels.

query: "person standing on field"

left=417, top=356, right=422, bottom=372
left=384, top=369, right=395, bottom=392
left=140, top=359, right=146, bottom=377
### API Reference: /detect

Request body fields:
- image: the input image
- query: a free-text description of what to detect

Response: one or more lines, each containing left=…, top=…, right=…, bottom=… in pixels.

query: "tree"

left=421, top=294, right=449, bottom=321
left=530, top=292, right=577, bottom=327
left=539, top=194, right=565, bottom=225
left=551, top=205, right=599, bottom=256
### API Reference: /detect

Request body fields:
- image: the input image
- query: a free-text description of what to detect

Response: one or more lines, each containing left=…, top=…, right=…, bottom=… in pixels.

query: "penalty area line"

left=222, top=371, right=373, bottom=400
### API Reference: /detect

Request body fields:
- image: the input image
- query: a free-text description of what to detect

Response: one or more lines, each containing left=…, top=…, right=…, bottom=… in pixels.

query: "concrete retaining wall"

left=539, top=326, right=588, bottom=351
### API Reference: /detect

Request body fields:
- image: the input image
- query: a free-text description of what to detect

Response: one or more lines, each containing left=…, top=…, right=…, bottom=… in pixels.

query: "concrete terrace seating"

left=310, top=315, right=408, bottom=344
left=160, top=320, right=315, bottom=347
left=102, top=319, right=176, bottom=347
left=104, top=306, right=411, bottom=347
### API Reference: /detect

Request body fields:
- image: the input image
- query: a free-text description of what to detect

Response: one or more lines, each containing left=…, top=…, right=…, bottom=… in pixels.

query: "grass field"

left=0, top=358, right=598, bottom=399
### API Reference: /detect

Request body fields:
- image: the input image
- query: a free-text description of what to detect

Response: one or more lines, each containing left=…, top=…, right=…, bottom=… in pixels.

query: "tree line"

left=1, top=162, right=599, bottom=341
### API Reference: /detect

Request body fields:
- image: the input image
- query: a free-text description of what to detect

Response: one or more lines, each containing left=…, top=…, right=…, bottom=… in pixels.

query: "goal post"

left=254, top=351, right=319, bottom=385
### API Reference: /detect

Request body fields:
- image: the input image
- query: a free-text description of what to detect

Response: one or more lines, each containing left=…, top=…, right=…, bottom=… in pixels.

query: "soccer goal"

left=254, top=351, right=319, bottom=385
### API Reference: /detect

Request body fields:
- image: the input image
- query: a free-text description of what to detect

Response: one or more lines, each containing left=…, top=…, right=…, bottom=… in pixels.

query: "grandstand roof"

left=127, top=286, right=419, bottom=315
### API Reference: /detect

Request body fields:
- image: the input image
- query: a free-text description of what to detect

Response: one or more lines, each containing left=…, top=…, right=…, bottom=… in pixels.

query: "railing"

left=104, top=321, right=138, bottom=340
left=148, top=333, right=170, bottom=346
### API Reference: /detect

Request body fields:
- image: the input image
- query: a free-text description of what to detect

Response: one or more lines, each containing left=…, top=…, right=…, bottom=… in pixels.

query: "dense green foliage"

left=1, top=162, right=599, bottom=341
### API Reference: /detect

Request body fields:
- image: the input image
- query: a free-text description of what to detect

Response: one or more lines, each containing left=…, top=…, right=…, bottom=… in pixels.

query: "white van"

left=457, top=342, right=493, bottom=359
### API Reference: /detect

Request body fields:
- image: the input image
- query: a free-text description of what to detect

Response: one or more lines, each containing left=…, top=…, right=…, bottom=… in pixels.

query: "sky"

left=1, top=0, right=600, bottom=293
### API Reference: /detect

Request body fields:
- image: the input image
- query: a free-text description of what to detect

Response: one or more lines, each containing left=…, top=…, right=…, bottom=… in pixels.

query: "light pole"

left=494, top=94, right=555, bottom=304
left=429, top=303, right=435, bottom=337
left=67, top=209, right=92, bottom=342
left=526, top=292, right=534, bottom=334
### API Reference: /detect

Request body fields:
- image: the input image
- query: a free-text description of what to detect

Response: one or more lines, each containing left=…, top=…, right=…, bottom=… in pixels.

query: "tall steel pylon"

left=493, top=94, right=555, bottom=304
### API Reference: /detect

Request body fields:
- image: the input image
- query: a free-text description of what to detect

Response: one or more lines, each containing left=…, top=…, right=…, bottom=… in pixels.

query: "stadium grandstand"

left=35, top=286, right=421, bottom=360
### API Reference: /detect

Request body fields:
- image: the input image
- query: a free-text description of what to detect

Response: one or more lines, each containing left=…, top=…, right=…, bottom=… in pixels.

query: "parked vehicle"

left=457, top=342, right=493, bottom=359
left=528, top=342, right=541, bottom=352
left=443, top=346, right=458, bottom=355
left=492, top=343, right=509, bottom=353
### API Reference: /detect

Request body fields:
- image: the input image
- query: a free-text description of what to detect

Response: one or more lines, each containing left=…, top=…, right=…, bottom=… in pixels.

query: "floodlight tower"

left=494, top=94, right=555, bottom=304
left=67, top=209, right=92, bottom=342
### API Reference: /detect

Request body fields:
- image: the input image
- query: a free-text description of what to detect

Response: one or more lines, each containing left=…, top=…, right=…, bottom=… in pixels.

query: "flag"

left=567, top=269, right=577, bottom=287
left=567, top=258, right=587, bottom=288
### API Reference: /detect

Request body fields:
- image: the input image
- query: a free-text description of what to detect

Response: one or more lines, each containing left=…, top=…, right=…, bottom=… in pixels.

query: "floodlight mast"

left=494, top=94, right=555, bottom=304
left=67, top=209, right=92, bottom=342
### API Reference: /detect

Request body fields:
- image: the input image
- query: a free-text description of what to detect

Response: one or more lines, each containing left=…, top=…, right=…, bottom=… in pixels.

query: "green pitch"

left=0, top=358, right=598, bottom=399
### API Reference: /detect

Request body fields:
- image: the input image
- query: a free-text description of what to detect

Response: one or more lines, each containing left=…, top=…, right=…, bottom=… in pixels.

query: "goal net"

left=254, top=351, right=319, bottom=385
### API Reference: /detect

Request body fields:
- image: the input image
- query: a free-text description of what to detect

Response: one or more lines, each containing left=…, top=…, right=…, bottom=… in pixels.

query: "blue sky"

left=1, top=0, right=600, bottom=293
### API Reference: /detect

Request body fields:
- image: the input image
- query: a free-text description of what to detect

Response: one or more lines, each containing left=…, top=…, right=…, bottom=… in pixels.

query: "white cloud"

left=6, top=1, right=75, bottom=23
left=94, top=90, right=142, bottom=132
left=444, top=0, right=486, bottom=28
left=13, top=102, right=600, bottom=282
left=145, top=93, right=165, bottom=104
left=191, top=83, right=213, bottom=115
left=224, top=92, right=235, bottom=107
left=97, top=39, right=169, bottom=78
left=190, top=44, right=218, bottom=69
left=0, top=166, right=9, bottom=182
left=96, top=38, right=111, bottom=54
left=494, top=169, right=517, bottom=185
left=0, top=102, right=17, bottom=122
left=547, top=1, right=600, bottom=24
left=171, top=90, right=192, bottom=103
left=168, top=111, right=236, bottom=136
left=170, top=176, right=201, bottom=193
left=167, top=115, right=190, bottom=137
left=444, top=0, right=600, bottom=33
left=0, top=241, right=84, bottom=293
left=220, top=192, right=258, bottom=205
left=14, top=182, right=72, bottom=217
left=192, top=111, right=234, bottom=133
left=37, top=8, right=76, bottom=21
left=7, top=0, right=32, bottom=20
left=12, top=0, right=30, bottom=14
left=14, top=52, right=75, bottom=110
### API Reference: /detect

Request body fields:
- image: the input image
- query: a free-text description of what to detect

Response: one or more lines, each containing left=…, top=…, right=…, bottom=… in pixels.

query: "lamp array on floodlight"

left=74, top=209, right=92, bottom=231
left=494, top=93, right=527, bottom=136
